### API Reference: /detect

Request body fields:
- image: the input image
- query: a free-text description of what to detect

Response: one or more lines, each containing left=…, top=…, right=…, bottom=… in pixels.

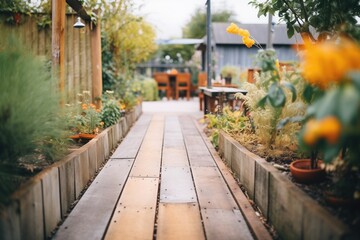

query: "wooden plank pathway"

left=53, top=113, right=271, bottom=240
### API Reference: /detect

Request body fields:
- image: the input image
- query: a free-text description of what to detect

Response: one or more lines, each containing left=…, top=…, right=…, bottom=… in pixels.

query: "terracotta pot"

left=324, top=192, right=360, bottom=208
left=69, top=134, right=80, bottom=140
left=224, top=77, right=232, bottom=85
left=79, top=133, right=97, bottom=140
left=290, top=159, right=326, bottom=184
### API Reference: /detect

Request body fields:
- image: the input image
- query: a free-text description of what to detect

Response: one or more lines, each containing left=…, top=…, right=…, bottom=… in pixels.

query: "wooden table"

left=199, top=87, right=247, bottom=114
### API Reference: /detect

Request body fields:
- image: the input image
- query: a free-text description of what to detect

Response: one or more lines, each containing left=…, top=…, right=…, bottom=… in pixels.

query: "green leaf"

left=268, top=83, right=286, bottom=107
left=287, top=25, right=295, bottom=38
left=337, top=84, right=360, bottom=124
left=277, top=116, right=305, bottom=129
left=314, top=88, right=339, bottom=119
left=303, top=84, right=314, bottom=103
left=282, top=81, right=297, bottom=102
left=257, top=96, right=267, bottom=108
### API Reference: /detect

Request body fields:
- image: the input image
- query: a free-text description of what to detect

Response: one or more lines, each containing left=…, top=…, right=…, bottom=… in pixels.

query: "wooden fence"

left=0, top=13, right=93, bottom=103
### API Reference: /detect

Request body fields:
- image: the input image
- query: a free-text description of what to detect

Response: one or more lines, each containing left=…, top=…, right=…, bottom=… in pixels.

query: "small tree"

left=250, top=0, right=360, bottom=41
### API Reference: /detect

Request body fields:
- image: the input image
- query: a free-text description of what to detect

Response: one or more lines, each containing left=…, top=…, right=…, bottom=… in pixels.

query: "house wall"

left=214, top=44, right=299, bottom=76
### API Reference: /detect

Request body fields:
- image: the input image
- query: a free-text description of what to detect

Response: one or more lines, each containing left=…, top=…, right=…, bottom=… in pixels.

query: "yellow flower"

left=243, top=37, right=255, bottom=48
left=226, top=23, right=255, bottom=48
left=226, top=23, right=240, bottom=34
left=301, top=38, right=360, bottom=89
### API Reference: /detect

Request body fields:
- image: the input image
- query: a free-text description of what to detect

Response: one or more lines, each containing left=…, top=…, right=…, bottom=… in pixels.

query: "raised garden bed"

left=218, top=130, right=356, bottom=240
left=0, top=104, right=142, bottom=240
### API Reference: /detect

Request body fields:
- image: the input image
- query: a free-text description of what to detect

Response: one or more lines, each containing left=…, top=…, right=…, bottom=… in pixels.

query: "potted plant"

left=295, top=37, right=360, bottom=197
left=220, top=65, right=239, bottom=84
left=66, top=91, right=103, bottom=141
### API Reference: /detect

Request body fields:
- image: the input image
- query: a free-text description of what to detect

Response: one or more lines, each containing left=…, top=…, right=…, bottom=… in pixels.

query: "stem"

left=299, top=0, right=309, bottom=22
left=282, top=0, right=304, bottom=26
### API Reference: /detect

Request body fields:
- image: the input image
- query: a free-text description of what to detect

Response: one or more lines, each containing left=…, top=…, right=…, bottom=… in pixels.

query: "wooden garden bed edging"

left=218, top=131, right=353, bottom=240
left=0, top=104, right=142, bottom=240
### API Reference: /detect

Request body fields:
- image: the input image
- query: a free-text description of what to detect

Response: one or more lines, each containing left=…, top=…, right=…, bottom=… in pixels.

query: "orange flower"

left=90, top=103, right=96, bottom=109
left=82, top=103, right=88, bottom=110
left=303, top=119, right=322, bottom=145
left=303, top=116, right=341, bottom=145
left=321, top=116, right=342, bottom=144
left=301, top=38, right=360, bottom=89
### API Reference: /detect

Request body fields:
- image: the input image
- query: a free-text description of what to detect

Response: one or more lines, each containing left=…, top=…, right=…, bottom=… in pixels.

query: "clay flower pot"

left=79, top=133, right=97, bottom=140
left=290, top=159, right=326, bottom=184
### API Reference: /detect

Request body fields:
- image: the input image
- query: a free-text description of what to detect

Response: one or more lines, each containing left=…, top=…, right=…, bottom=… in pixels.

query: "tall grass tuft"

left=0, top=37, right=66, bottom=164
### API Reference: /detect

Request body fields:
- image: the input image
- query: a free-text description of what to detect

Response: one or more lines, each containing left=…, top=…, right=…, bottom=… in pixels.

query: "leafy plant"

left=101, top=91, right=122, bottom=128
left=220, top=65, right=240, bottom=79
left=206, top=107, right=248, bottom=148
left=66, top=91, right=103, bottom=135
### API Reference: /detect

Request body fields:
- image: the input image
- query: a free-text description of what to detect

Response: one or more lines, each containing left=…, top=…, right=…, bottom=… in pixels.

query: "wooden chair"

left=175, top=72, right=191, bottom=100
left=153, top=72, right=171, bottom=100
left=198, top=72, right=207, bottom=110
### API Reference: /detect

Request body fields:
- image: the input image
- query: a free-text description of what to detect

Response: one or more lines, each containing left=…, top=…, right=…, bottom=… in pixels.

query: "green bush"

left=0, top=38, right=65, bottom=164
left=141, top=78, right=158, bottom=101
left=101, top=91, right=122, bottom=128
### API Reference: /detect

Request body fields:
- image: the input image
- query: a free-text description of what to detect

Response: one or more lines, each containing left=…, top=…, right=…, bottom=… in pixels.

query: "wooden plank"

left=192, top=167, right=238, bottom=210
left=17, top=180, right=44, bottom=240
left=157, top=203, right=205, bottom=240
left=54, top=159, right=133, bottom=240
left=130, top=116, right=164, bottom=177
left=183, top=135, right=216, bottom=167
left=87, top=140, right=98, bottom=177
left=162, top=148, right=189, bottom=167
left=0, top=202, right=21, bottom=240
left=73, top=24, right=80, bottom=95
left=74, top=150, right=89, bottom=198
left=112, top=115, right=152, bottom=159
left=160, top=166, right=197, bottom=203
left=202, top=209, right=253, bottom=240
left=105, top=177, right=159, bottom=240
left=201, top=129, right=272, bottom=240
left=58, top=156, right=76, bottom=217
left=42, top=167, right=61, bottom=238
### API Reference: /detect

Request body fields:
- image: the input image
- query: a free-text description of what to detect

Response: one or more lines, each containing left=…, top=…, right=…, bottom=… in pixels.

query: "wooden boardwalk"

left=53, top=111, right=271, bottom=240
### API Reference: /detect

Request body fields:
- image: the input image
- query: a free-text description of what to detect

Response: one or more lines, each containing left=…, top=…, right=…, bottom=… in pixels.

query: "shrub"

left=101, top=91, right=122, bottom=128
left=141, top=77, right=158, bottom=101
left=0, top=38, right=65, bottom=164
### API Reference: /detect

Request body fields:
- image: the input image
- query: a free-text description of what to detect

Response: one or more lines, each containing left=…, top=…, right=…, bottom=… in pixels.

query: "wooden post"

left=52, top=0, right=66, bottom=99
left=91, top=19, right=103, bottom=108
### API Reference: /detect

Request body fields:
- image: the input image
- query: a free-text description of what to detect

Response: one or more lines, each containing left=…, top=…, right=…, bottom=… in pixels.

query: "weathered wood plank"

left=58, top=155, right=76, bottom=217
left=160, top=166, right=197, bottom=203
left=112, top=115, right=152, bottom=159
left=130, top=116, right=164, bottom=177
left=74, top=150, right=89, bottom=198
left=157, top=203, right=205, bottom=240
left=0, top=202, right=21, bottom=240
left=202, top=209, right=253, bottom=240
left=192, top=167, right=238, bottom=210
left=16, top=180, right=44, bottom=240
left=54, top=159, right=133, bottom=240
left=42, top=167, right=61, bottom=238
left=105, top=177, right=159, bottom=240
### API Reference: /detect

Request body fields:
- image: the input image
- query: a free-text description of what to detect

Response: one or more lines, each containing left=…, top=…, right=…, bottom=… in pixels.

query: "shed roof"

left=212, top=22, right=303, bottom=45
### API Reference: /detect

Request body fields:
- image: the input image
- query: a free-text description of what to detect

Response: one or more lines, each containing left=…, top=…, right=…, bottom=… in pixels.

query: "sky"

left=132, top=0, right=271, bottom=39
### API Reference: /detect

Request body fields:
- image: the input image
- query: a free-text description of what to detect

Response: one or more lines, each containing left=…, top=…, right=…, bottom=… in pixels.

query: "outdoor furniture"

left=154, top=72, right=172, bottom=99
left=175, top=72, right=191, bottom=100
left=199, top=87, right=247, bottom=114
left=198, top=72, right=207, bottom=110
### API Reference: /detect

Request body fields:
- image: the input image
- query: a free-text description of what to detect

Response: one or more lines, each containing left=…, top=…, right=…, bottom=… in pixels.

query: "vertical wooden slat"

left=73, top=21, right=80, bottom=96
left=91, top=19, right=102, bottom=107
left=52, top=0, right=66, bottom=97
left=86, top=24, right=92, bottom=100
